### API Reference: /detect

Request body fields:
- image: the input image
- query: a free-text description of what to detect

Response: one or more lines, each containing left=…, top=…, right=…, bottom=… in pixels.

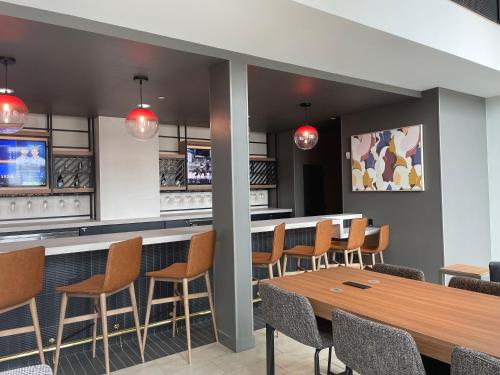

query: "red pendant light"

left=0, top=57, right=28, bottom=134
left=294, top=102, right=318, bottom=150
left=125, top=75, right=159, bottom=140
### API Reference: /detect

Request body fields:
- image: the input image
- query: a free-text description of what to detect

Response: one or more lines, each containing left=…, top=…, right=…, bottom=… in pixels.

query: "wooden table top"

left=266, top=267, right=500, bottom=363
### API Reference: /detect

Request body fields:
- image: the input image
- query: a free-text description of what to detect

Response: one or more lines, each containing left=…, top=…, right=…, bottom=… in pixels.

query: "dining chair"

left=448, top=277, right=500, bottom=296
left=252, top=223, right=286, bottom=280
left=372, top=263, right=425, bottom=281
left=259, top=283, right=334, bottom=375
left=329, top=218, right=367, bottom=269
left=331, top=309, right=426, bottom=375
left=451, top=346, right=500, bottom=375
left=361, top=224, right=389, bottom=266
left=282, top=220, right=333, bottom=274
left=489, top=262, right=500, bottom=282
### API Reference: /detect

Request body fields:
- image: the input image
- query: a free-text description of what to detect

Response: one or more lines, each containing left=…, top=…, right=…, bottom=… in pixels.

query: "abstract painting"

left=351, top=124, right=424, bottom=191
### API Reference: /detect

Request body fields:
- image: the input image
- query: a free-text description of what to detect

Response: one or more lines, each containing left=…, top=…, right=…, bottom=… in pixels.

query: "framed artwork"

left=351, top=124, right=424, bottom=191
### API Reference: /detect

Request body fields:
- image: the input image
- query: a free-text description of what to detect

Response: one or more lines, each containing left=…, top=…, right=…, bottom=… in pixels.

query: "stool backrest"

left=186, top=230, right=216, bottom=277
left=373, top=263, right=425, bottom=281
left=448, top=277, right=500, bottom=297
left=0, top=246, right=45, bottom=310
left=259, top=282, right=324, bottom=348
left=270, top=223, right=286, bottom=263
left=102, top=237, right=143, bottom=293
left=451, top=346, right=500, bottom=375
left=346, top=218, right=368, bottom=250
left=313, top=220, right=333, bottom=256
left=373, top=224, right=389, bottom=252
left=331, top=309, right=426, bottom=375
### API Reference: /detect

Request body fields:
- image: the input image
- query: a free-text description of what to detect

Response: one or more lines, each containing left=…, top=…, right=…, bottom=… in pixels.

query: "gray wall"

left=341, top=89, right=444, bottom=282
left=439, top=88, right=491, bottom=267
left=487, top=95, right=500, bottom=261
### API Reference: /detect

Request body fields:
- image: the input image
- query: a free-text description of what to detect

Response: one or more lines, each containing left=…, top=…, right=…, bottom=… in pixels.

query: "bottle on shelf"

left=56, top=172, right=64, bottom=188
left=161, top=173, right=167, bottom=186
left=73, top=173, right=80, bottom=188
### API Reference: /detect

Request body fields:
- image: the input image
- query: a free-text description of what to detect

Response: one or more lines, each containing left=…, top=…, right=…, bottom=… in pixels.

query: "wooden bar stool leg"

left=282, top=255, right=288, bottom=276
left=357, top=248, right=364, bottom=269
left=343, top=251, right=349, bottom=267
left=172, top=282, right=178, bottom=337
left=29, top=298, right=45, bottom=364
left=182, top=278, right=192, bottom=364
left=53, top=292, right=68, bottom=375
left=143, top=278, right=155, bottom=347
left=129, top=282, right=144, bottom=362
left=92, top=298, right=98, bottom=358
left=268, top=264, right=274, bottom=279
left=99, top=293, right=110, bottom=375
left=276, top=261, right=282, bottom=277
left=204, top=271, right=219, bottom=343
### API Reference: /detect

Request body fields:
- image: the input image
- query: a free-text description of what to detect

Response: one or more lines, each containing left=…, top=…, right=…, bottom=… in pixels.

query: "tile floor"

left=112, top=328, right=348, bottom=375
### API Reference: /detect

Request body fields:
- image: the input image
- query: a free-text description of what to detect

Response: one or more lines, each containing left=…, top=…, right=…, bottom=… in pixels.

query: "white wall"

left=487, top=96, right=500, bottom=260
left=95, top=116, right=159, bottom=220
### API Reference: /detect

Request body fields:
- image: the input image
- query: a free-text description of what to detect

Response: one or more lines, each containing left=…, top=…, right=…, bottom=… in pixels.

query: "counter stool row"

left=0, top=230, right=217, bottom=375
left=252, top=218, right=389, bottom=279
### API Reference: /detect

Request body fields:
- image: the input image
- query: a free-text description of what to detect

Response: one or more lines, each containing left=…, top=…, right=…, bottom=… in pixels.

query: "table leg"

left=266, top=324, right=275, bottom=375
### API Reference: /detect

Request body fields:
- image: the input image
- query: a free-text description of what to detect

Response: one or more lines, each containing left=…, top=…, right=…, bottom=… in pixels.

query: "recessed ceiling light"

left=158, top=96, right=166, bottom=100
left=330, top=117, right=337, bottom=120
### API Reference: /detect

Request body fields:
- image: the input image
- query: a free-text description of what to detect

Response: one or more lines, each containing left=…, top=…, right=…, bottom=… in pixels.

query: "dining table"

left=263, top=267, right=500, bottom=374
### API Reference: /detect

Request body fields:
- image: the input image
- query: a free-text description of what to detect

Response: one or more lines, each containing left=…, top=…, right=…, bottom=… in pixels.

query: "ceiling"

left=0, top=14, right=413, bottom=132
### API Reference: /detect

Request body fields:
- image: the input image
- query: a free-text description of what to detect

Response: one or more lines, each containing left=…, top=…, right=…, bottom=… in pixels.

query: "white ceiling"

left=1, top=0, right=500, bottom=97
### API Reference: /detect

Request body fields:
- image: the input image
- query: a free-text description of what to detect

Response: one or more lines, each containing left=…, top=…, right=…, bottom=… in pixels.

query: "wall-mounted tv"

left=187, top=147, right=211, bottom=185
left=0, top=137, right=48, bottom=187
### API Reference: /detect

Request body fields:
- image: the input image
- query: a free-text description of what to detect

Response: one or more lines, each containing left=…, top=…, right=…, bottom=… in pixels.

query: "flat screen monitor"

left=0, top=137, right=48, bottom=187
left=187, top=147, right=211, bottom=185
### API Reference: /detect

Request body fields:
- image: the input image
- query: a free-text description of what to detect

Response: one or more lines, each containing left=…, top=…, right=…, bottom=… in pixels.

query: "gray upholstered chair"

left=331, top=309, right=425, bottom=375
left=372, top=263, right=425, bottom=281
left=448, top=276, right=500, bottom=296
left=451, top=346, right=500, bottom=375
left=0, top=365, right=53, bottom=375
left=489, top=262, right=500, bottom=282
left=259, top=283, right=334, bottom=375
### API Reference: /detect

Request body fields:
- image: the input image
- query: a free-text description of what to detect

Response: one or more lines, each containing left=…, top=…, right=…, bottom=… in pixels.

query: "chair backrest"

left=0, top=247, right=45, bottom=310
left=346, top=218, right=368, bottom=250
left=313, top=220, right=333, bottom=256
left=372, top=224, right=389, bottom=252
left=331, top=309, right=426, bottom=375
left=270, top=223, right=286, bottom=263
left=373, top=263, right=425, bottom=281
left=489, top=262, right=500, bottom=282
left=102, top=237, right=143, bottom=293
left=186, top=230, right=216, bottom=277
left=451, top=347, right=500, bottom=375
left=448, top=277, right=500, bottom=297
left=259, top=282, right=324, bottom=349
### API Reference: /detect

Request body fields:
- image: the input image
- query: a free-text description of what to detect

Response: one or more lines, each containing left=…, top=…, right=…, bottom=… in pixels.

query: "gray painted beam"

left=209, top=60, right=255, bottom=352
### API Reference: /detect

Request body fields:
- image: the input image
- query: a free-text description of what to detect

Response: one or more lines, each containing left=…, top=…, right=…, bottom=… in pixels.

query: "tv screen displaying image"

left=0, top=138, right=48, bottom=187
left=187, top=147, right=211, bottom=185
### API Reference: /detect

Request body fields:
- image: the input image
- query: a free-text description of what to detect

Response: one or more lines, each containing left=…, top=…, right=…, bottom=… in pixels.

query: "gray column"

left=209, top=60, right=255, bottom=352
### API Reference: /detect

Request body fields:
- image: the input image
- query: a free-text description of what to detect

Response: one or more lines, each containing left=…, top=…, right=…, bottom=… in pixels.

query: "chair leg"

left=205, top=271, right=219, bottom=342
left=327, top=346, right=333, bottom=375
left=268, top=264, right=274, bottom=279
left=143, top=278, right=155, bottom=347
left=53, top=292, right=68, bottom=375
left=29, top=298, right=45, bottom=365
left=323, top=253, right=330, bottom=269
left=276, top=260, right=282, bottom=277
left=182, top=278, right=192, bottom=364
left=314, top=349, right=321, bottom=375
left=99, top=293, right=110, bottom=375
left=380, top=252, right=384, bottom=264
left=172, top=282, right=178, bottom=337
left=357, top=248, right=364, bottom=269
left=266, top=324, right=275, bottom=375
left=371, top=253, right=376, bottom=266
left=283, top=255, right=288, bottom=276
left=92, top=298, right=98, bottom=358
left=343, top=251, right=349, bottom=267
left=349, top=252, right=354, bottom=264
left=312, top=256, right=317, bottom=271
left=129, top=282, right=144, bottom=362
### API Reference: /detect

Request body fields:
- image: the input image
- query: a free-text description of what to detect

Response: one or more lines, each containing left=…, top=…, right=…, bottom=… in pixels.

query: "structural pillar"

left=209, top=60, right=255, bottom=352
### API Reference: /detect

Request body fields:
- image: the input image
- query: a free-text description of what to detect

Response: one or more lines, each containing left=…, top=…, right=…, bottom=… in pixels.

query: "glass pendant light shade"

left=0, top=93, right=28, bottom=134
left=294, top=124, right=319, bottom=150
left=125, top=106, right=159, bottom=140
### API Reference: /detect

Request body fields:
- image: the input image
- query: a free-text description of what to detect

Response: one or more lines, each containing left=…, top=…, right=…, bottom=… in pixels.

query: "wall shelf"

left=160, top=186, right=186, bottom=191
left=53, top=148, right=93, bottom=157
left=0, top=187, right=51, bottom=196
left=51, top=187, right=94, bottom=194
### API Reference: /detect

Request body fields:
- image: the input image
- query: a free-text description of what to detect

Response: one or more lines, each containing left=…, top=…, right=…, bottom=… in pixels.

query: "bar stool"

left=282, top=220, right=333, bottom=275
left=252, top=223, right=286, bottom=281
left=53, top=237, right=144, bottom=375
left=0, top=247, right=45, bottom=365
left=361, top=224, right=389, bottom=266
left=142, top=230, right=217, bottom=364
left=329, top=217, right=367, bottom=269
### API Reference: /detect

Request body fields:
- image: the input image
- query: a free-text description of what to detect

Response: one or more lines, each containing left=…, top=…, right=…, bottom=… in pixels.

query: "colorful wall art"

left=351, top=124, right=424, bottom=191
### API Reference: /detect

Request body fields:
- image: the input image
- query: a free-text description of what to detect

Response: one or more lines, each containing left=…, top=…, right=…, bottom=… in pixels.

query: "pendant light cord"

left=3, top=61, right=7, bottom=90
left=139, top=79, right=143, bottom=107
